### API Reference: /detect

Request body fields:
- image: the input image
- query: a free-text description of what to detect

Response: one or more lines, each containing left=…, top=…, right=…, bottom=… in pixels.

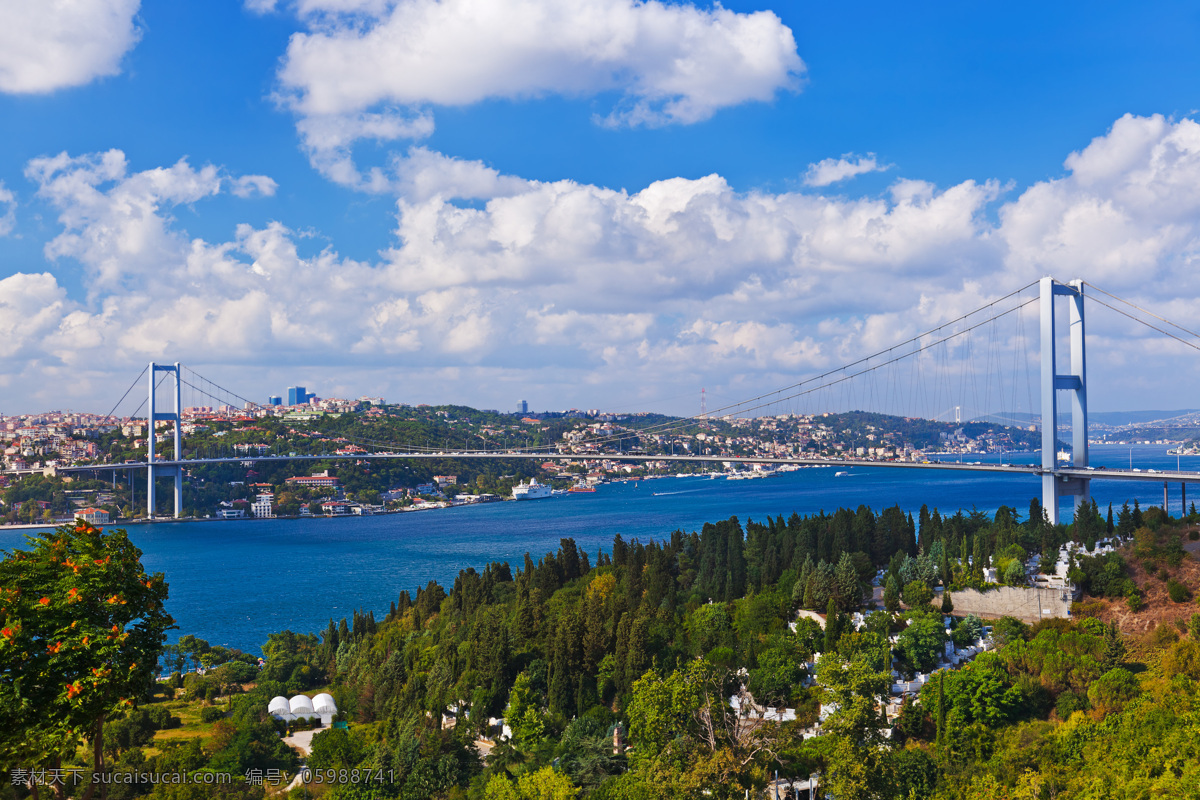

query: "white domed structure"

left=290, top=695, right=317, bottom=719
left=268, top=696, right=292, bottom=720
left=313, top=692, right=338, bottom=724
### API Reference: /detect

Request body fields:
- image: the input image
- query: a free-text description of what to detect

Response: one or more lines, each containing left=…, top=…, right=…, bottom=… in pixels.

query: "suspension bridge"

left=48, top=277, right=1200, bottom=525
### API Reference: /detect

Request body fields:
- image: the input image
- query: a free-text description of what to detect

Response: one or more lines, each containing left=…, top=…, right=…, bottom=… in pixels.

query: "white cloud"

left=275, top=0, right=803, bottom=187
left=10, top=115, right=1200, bottom=413
left=0, top=181, right=15, bottom=236
left=294, top=109, right=435, bottom=191
left=27, top=150, right=223, bottom=293
left=394, top=147, right=528, bottom=202
left=0, top=0, right=141, bottom=94
left=803, top=153, right=888, bottom=187
left=230, top=174, right=279, bottom=198
left=1000, top=113, right=1200, bottom=289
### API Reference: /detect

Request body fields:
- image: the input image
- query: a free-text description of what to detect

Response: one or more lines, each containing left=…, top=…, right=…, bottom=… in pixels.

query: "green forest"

left=4, top=500, right=1200, bottom=799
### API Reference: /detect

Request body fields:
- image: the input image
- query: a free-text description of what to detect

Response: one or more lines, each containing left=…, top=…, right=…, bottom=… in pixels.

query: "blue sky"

left=3, top=0, right=1200, bottom=417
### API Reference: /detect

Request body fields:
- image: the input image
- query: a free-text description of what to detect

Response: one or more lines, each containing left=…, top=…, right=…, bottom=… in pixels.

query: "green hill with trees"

left=4, top=503, right=1200, bottom=798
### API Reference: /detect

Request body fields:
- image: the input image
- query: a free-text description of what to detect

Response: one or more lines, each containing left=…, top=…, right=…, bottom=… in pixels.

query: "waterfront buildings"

left=251, top=493, right=275, bottom=519
left=74, top=507, right=110, bottom=525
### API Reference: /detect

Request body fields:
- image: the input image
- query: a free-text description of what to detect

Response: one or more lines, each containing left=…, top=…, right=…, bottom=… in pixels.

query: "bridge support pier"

left=1040, top=278, right=1089, bottom=525
left=146, top=362, right=183, bottom=519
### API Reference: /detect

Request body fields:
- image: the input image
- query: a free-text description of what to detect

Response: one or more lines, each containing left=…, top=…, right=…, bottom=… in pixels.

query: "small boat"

left=835, top=471, right=849, bottom=477
left=568, top=482, right=596, bottom=493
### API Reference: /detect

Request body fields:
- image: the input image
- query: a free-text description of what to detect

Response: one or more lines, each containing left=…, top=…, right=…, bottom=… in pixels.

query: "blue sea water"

left=2, top=444, right=1196, bottom=655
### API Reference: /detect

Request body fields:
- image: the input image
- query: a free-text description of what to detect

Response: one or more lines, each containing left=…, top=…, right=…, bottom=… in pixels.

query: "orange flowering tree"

left=0, top=521, right=172, bottom=793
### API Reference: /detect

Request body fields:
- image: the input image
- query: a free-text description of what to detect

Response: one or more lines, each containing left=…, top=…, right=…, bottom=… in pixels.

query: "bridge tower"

left=146, top=362, right=183, bottom=519
left=1040, top=278, right=1089, bottom=525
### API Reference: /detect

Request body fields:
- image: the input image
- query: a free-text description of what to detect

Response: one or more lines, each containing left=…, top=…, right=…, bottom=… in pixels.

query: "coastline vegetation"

left=2, top=501, right=1199, bottom=799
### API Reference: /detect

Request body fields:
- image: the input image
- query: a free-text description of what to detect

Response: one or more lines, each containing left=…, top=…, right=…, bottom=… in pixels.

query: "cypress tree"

left=802, top=573, right=817, bottom=610
left=830, top=508, right=853, bottom=561
left=624, top=611, right=650, bottom=685
left=918, top=504, right=932, bottom=554
left=813, top=561, right=836, bottom=609
left=1132, top=499, right=1143, bottom=528
left=884, top=575, right=901, bottom=614
left=1102, top=621, right=1127, bottom=670
left=548, top=622, right=575, bottom=717
left=1117, top=502, right=1134, bottom=537
left=725, top=517, right=747, bottom=599
left=854, top=505, right=876, bottom=562
left=1106, top=503, right=1115, bottom=535
left=834, top=552, right=861, bottom=611
left=941, top=589, right=953, bottom=613
left=793, top=554, right=815, bottom=610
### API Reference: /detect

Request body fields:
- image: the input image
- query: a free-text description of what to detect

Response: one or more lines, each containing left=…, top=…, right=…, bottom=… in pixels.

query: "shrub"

left=1055, top=690, right=1089, bottom=719
left=1190, top=613, right=1200, bottom=641
left=146, top=705, right=181, bottom=730
left=951, top=614, right=984, bottom=647
left=1189, top=530, right=1199, bottom=541
left=1127, top=591, right=1144, bottom=612
left=1162, top=639, right=1200, bottom=680
left=991, top=616, right=1029, bottom=646
left=903, top=580, right=934, bottom=610
left=1071, top=599, right=1107, bottom=619
left=1167, top=579, right=1192, bottom=603
left=1086, top=667, right=1140, bottom=716
left=1152, top=623, right=1180, bottom=648
left=199, top=706, right=225, bottom=723
left=1143, top=507, right=1167, bottom=530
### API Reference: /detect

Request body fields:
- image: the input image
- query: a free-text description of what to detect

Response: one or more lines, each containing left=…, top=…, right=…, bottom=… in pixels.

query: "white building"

left=74, top=507, right=110, bottom=525
left=251, top=493, right=275, bottom=519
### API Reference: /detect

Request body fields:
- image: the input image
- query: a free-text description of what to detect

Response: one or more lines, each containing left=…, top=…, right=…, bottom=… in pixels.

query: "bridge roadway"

left=51, top=452, right=1200, bottom=484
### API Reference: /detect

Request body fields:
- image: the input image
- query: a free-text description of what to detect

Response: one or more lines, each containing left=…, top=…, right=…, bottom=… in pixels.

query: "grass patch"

left=144, top=695, right=230, bottom=756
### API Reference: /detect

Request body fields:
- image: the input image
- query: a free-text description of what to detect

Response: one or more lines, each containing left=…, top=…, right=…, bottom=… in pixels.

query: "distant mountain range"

left=972, top=410, right=1200, bottom=428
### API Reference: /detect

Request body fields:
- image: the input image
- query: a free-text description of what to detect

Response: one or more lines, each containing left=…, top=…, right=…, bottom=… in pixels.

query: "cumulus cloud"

left=804, top=153, right=888, bottom=187
left=230, top=174, right=279, bottom=198
left=295, top=109, right=436, bottom=191
left=0, top=181, right=15, bottom=236
left=999, top=114, right=1200, bottom=290
left=27, top=150, right=223, bottom=293
left=9, top=114, right=1200, bottom=413
left=0, top=0, right=141, bottom=94
left=275, top=0, right=803, bottom=187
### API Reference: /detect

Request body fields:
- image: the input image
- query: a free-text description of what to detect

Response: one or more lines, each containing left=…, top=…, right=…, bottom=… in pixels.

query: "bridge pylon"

left=146, top=362, right=183, bottom=519
left=1040, top=277, right=1089, bottom=525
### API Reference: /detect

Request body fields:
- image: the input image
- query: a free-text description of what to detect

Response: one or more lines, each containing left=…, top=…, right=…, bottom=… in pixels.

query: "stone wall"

left=941, top=586, right=1074, bottom=622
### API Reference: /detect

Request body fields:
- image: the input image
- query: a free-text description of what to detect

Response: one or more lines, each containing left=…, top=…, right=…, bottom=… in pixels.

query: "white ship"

left=512, top=478, right=553, bottom=500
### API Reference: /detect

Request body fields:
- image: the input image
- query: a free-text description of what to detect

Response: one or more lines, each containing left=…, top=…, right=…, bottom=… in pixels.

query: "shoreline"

left=0, top=495, right=530, bottom=532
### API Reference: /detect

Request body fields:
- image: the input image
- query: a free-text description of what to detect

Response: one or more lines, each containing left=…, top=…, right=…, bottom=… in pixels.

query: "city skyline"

left=3, top=2, right=1200, bottom=415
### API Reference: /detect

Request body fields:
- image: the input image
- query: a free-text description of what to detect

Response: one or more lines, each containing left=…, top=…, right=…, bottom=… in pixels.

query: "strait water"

left=2, top=444, right=1196, bottom=655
